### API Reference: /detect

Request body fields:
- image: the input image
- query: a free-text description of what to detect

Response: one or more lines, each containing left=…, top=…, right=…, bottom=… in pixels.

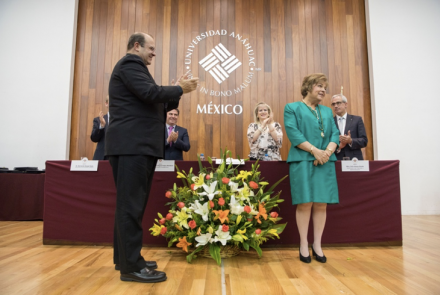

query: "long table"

left=43, top=160, right=402, bottom=246
left=0, top=173, right=45, bottom=221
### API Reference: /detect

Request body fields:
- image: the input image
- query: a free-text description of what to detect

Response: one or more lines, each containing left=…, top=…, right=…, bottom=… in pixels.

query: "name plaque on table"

left=341, top=158, right=369, bottom=172
left=70, top=158, right=99, bottom=171
left=155, top=160, right=175, bottom=172
left=215, top=158, right=245, bottom=165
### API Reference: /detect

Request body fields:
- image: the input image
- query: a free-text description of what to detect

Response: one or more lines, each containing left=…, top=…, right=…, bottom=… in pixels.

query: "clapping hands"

left=98, top=111, right=106, bottom=128
left=339, top=130, right=352, bottom=148
left=167, top=131, right=179, bottom=144
left=172, top=71, right=199, bottom=94
left=261, top=113, right=274, bottom=128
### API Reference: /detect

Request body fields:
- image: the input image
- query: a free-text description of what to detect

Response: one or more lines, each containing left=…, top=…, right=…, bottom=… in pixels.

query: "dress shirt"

left=336, top=113, right=347, bottom=135
left=336, top=112, right=352, bottom=150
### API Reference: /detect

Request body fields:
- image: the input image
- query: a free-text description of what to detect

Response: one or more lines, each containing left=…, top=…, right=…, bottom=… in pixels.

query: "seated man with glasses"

left=331, top=94, right=368, bottom=160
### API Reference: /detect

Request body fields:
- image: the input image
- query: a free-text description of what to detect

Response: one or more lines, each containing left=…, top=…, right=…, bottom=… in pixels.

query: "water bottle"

left=200, top=153, right=205, bottom=161
left=263, top=154, right=270, bottom=161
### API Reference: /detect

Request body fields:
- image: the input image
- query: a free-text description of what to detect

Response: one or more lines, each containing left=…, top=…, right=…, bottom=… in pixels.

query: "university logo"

left=199, top=43, right=242, bottom=84
left=185, top=30, right=259, bottom=115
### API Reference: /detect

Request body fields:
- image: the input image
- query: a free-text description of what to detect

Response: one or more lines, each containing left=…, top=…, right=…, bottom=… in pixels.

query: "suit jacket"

left=164, top=125, right=190, bottom=160
left=105, top=54, right=182, bottom=158
left=90, top=114, right=108, bottom=160
left=284, top=102, right=340, bottom=163
left=334, top=114, right=368, bottom=160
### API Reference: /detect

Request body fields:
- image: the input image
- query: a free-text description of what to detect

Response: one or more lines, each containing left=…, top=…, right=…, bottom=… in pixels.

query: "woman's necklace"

left=302, top=100, right=325, bottom=137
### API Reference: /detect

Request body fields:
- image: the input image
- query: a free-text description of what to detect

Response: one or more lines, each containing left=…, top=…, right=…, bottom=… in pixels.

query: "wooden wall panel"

left=70, top=0, right=373, bottom=161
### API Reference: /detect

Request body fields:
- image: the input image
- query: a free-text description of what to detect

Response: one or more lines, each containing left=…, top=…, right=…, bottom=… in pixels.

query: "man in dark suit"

left=331, top=94, right=368, bottom=160
left=105, top=32, right=198, bottom=283
left=90, top=98, right=109, bottom=160
left=165, top=108, right=190, bottom=160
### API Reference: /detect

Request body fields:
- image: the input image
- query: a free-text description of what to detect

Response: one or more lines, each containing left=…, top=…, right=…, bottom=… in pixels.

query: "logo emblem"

left=199, top=43, right=242, bottom=84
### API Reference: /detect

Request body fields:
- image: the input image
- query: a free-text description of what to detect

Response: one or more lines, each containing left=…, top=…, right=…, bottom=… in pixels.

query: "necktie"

left=168, top=126, right=174, bottom=146
left=338, top=117, right=344, bottom=135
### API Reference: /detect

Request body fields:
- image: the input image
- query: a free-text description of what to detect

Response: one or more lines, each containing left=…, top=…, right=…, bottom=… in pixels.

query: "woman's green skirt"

left=289, top=161, right=339, bottom=205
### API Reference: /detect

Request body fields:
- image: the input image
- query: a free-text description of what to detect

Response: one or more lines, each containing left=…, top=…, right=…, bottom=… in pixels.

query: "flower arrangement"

left=149, top=150, right=288, bottom=265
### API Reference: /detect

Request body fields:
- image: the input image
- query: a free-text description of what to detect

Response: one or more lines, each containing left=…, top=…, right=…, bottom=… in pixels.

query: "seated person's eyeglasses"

left=331, top=102, right=344, bottom=106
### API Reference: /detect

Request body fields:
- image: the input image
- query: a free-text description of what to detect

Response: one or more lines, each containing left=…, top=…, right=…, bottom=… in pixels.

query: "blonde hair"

left=301, top=73, right=328, bottom=98
left=253, top=102, right=272, bottom=123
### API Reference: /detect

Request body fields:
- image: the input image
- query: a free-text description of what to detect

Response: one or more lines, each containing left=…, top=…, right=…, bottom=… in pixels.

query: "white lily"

left=198, top=181, right=221, bottom=201
left=229, top=181, right=242, bottom=193
left=213, top=225, right=232, bottom=246
left=229, top=195, right=244, bottom=215
left=195, top=233, right=213, bottom=247
left=190, top=200, right=210, bottom=221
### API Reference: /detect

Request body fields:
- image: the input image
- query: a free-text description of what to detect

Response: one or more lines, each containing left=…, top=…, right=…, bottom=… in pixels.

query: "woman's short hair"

left=253, top=102, right=272, bottom=123
left=301, top=73, right=328, bottom=98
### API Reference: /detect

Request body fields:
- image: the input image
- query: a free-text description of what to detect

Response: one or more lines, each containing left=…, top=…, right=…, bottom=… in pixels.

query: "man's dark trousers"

left=109, top=155, right=158, bottom=274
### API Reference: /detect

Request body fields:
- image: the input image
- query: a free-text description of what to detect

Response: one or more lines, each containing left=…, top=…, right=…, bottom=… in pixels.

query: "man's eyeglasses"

left=331, top=102, right=344, bottom=106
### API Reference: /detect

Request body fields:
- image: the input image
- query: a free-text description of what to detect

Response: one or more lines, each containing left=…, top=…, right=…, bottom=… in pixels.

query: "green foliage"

left=209, top=243, right=222, bottom=265
left=250, top=241, right=263, bottom=258
left=186, top=246, right=204, bottom=264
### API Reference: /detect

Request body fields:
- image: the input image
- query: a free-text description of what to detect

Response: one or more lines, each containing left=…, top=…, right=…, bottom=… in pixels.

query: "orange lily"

left=212, top=209, right=230, bottom=224
left=176, top=236, right=192, bottom=253
left=255, top=203, right=268, bottom=224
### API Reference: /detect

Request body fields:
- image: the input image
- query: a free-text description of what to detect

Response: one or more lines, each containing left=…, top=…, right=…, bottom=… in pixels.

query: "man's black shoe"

left=120, top=267, right=167, bottom=283
left=115, top=261, right=158, bottom=271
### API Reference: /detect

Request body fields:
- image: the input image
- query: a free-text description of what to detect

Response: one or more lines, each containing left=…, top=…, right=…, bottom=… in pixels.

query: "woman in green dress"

left=284, top=73, right=339, bottom=263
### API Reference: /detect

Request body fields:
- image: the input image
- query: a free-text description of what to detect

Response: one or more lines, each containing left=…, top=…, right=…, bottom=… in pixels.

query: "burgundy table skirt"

left=0, top=173, right=45, bottom=221
left=43, top=160, right=402, bottom=246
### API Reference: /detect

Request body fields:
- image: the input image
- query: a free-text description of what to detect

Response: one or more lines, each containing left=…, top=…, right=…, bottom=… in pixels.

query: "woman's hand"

left=262, top=114, right=274, bottom=129
left=313, top=148, right=330, bottom=166
left=267, top=113, right=274, bottom=125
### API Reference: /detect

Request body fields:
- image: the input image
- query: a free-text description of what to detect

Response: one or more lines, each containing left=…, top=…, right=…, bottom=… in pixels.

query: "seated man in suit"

left=165, top=108, right=190, bottom=160
left=331, top=94, right=368, bottom=160
left=90, top=98, right=109, bottom=160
